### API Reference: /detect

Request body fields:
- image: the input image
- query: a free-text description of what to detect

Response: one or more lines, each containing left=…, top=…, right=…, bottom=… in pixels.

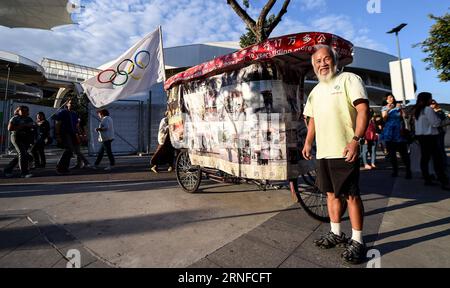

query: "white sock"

left=330, top=222, right=341, bottom=236
left=351, top=229, right=364, bottom=244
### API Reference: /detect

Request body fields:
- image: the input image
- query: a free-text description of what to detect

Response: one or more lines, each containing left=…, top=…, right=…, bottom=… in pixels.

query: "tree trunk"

left=227, top=0, right=290, bottom=44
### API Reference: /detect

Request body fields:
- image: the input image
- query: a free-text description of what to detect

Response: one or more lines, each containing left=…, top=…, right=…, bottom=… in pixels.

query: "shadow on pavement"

left=0, top=179, right=179, bottom=198
left=374, top=227, right=450, bottom=257
left=0, top=207, right=298, bottom=251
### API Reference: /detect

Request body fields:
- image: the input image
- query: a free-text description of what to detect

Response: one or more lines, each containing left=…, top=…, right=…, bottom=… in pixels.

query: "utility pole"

left=387, top=23, right=407, bottom=106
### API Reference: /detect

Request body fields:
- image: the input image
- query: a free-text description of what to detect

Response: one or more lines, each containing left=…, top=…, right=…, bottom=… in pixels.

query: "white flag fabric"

left=82, top=27, right=165, bottom=108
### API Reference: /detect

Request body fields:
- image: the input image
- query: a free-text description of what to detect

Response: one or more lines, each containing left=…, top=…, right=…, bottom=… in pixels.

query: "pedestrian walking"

left=68, top=101, right=92, bottom=169
left=3, top=105, right=35, bottom=178
left=55, top=98, right=89, bottom=174
left=150, top=112, right=175, bottom=173
left=31, top=112, right=50, bottom=168
left=94, top=109, right=115, bottom=171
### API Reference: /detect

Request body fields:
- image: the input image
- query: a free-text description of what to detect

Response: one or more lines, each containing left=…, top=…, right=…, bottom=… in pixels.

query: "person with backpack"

left=361, top=109, right=378, bottom=169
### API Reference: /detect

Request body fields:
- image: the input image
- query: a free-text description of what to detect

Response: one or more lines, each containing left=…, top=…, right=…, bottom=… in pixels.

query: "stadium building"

left=0, top=41, right=415, bottom=155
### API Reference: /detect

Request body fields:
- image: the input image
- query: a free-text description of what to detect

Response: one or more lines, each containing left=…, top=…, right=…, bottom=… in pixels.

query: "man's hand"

left=346, top=99, right=369, bottom=163
left=301, top=117, right=316, bottom=161
left=343, top=140, right=359, bottom=162
left=302, top=142, right=313, bottom=160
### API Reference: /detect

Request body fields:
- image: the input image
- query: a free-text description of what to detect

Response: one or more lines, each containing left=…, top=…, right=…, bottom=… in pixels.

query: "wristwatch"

left=352, top=135, right=365, bottom=145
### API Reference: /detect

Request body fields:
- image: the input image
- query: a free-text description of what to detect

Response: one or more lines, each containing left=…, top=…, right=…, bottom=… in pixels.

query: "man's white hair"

left=311, top=44, right=339, bottom=66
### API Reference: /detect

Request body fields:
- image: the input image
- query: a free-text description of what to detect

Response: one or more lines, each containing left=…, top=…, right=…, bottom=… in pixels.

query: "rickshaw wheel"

left=289, top=178, right=329, bottom=222
left=289, top=172, right=347, bottom=223
left=301, top=169, right=316, bottom=186
left=176, top=150, right=202, bottom=193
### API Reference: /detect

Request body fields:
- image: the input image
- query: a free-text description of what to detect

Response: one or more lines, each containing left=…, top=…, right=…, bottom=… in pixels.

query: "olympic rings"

left=113, top=69, right=129, bottom=86
left=97, top=69, right=116, bottom=84
left=130, top=72, right=142, bottom=81
left=135, top=50, right=150, bottom=69
left=97, top=50, right=151, bottom=86
left=118, top=59, right=135, bottom=74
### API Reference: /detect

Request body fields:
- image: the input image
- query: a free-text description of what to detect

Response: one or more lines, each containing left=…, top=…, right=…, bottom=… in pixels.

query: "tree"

left=239, top=14, right=276, bottom=47
left=414, top=12, right=450, bottom=82
left=227, top=0, right=291, bottom=47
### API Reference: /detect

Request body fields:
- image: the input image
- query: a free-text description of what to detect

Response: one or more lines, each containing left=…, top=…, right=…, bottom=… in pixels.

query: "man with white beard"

left=302, top=45, right=370, bottom=264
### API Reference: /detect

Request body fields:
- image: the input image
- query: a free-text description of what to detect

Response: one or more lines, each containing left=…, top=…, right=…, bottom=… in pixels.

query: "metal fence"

left=1, top=94, right=168, bottom=156
left=87, top=100, right=166, bottom=155
left=0, top=101, right=58, bottom=154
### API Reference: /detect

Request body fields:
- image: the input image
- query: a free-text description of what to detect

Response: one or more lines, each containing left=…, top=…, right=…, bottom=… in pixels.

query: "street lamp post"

left=1, top=64, right=11, bottom=154
left=387, top=23, right=407, bottom=106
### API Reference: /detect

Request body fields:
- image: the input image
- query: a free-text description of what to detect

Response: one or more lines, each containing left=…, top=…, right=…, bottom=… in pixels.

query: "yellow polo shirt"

left=303, top=72, right=368, bottom=159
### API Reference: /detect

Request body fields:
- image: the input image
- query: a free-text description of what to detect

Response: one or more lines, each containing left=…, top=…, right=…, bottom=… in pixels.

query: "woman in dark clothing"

left=3, top=106, right=35, bottom=178
left=430, top=100, right=449, bottom=167
left=31, top=112, right=50, bottom=168
left=414, top=92, right=449, bottom=189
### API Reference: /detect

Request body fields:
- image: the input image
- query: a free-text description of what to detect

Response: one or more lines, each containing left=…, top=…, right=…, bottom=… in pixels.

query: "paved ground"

left=189, top=166, right=395, bottom=268
left=0, top=149, right=449, bottom=268
left=0, top=151, right=294, bottom=267
left=372, top=175, right=450, bottom=267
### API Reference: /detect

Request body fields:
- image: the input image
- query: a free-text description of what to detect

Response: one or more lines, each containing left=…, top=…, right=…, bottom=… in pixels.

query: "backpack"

left=365, top=120, right=378, bottom=141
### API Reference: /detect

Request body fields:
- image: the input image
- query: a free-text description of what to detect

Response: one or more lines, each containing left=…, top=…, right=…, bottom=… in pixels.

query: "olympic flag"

left=82, top=27, right=165, bottom=108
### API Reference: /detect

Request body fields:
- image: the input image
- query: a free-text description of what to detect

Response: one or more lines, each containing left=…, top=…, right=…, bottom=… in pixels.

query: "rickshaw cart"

left=164, top=32, right=353, bottom=222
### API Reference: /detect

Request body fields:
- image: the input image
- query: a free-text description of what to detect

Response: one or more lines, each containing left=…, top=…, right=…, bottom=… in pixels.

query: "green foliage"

left=239, top=14, right=276, bottom=48
left=239, top=27, right=257, bottom=48
left=415, top=11, right=450, bottom=82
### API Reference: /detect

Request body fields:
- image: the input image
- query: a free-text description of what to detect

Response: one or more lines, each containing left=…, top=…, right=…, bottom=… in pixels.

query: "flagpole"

left=158, top=25, right=167, bottom=83
left=147, top=90, right=152, bottom=154
left=1, top=65, right=11, bottom=154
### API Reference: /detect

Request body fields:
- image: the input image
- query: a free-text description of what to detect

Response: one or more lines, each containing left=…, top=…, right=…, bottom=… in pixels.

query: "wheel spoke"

left=176, top=151, right=201, bottom=193
left=296, top=169, right=329, bottom=220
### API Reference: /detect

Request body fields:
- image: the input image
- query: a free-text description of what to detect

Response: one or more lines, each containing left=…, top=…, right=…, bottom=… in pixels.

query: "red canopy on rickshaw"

left=164, top=32, right=353, bottom=90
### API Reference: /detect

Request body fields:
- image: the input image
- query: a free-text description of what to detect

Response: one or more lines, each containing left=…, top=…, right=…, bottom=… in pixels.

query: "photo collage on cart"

left=167, top=61, right=314, bottom=180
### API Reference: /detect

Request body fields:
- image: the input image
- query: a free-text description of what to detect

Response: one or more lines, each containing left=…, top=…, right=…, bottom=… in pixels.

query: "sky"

left=0, top=0, right=448, bottom=102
